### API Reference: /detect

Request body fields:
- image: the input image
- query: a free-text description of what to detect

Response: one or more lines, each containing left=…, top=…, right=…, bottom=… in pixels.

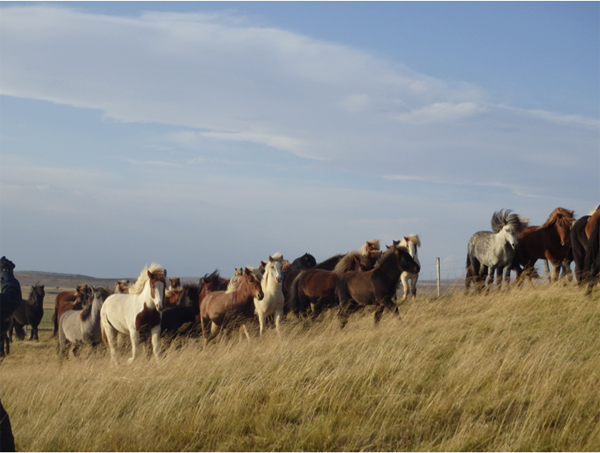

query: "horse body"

left=465, top=210, right=527, bottom=292
left=571, top=205, right=600, bottom=284
left=200, top=268, right=264, bottom=346
left=58, top=287, right=110, bottom=358
left=12, top=284, right=45, bottom=341
left=100, top=265, right=168, bottom=365
left=161, top=283, right=201, bottom=338
left=513, top=207, right=575, bottom=284
left=254, top=254, right=285, bottom=336
left=398, top=235, right=421, bottom=301
left=584, top=217, right=600, bottom=294
left=337, top=243, right=420, bottom=327
left=52, top=284, right=90, bottom=335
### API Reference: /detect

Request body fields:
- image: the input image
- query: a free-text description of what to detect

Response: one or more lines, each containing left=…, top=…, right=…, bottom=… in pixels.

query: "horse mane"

left=400, top=234, right=421, bottom=248
left=128, top=263, right=166, bottom=295
left=588, top=205, right=600, bottom=216
left=333, top=252, right=360, bottom=276
left=537, top=207, right=575, bottom=231
left=359, top=239, right=380, bottom=255
left=374, top=244, right=404, bottom=269
left=80, top=287, right=110, bottom=322
left=491, top=209, right=528, bottom=234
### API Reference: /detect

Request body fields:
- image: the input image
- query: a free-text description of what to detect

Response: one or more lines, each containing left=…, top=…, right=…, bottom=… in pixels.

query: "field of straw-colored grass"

left=1, top=283, right=599, bottom=451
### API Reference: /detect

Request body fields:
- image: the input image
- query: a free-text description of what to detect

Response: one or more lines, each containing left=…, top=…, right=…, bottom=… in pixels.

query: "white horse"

left=100, top=264, right=168, bottom=365
left=254, top=254, right=284, bottom=336
left=398, top=235, right=421, bottom=302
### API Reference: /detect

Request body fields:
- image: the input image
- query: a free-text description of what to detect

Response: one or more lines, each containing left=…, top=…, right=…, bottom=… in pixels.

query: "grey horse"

left=466, top=209, right=528, bottom=292
left=58, top=287, right=110, bottom=359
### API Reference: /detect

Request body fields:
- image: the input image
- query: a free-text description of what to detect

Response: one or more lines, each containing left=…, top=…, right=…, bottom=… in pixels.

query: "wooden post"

left=436, top=257, right=441, bottom=297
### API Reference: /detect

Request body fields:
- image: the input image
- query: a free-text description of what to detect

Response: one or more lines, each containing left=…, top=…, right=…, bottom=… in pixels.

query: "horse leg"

left=240, top=324, right=251, bottom=343
left=257, top=310, right=266, bottom=336
left=150, top=326, right=161, bottom=362
left=103, top=324, right=120, bottom=366
left=411, top=275, right=418, bottom=299
left=127, top=330, right=140, bottom=364
left=274, top=308, right=283, bottom=337
left=400, top=274, right=409, bottom=302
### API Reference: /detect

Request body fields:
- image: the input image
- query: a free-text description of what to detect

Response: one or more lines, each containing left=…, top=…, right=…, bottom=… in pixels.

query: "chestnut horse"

left=200, top=268, right=264, bottom=347
left=513, top=207, right=575, bottom=284
left=337, top=242, right=420, bottom=328
left=571, top=205, right=600, bottom=284
left=288, top=252, right=362, bottom=320
left=52, top=284, right=90, bottom=335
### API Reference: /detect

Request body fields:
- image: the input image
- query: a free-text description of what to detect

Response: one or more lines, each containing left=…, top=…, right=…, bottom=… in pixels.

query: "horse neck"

left=233, top=278, right=256, bottom=304
left=375, top=250, right=402, bottom=281
left=407, top=243, right=420, bottom=266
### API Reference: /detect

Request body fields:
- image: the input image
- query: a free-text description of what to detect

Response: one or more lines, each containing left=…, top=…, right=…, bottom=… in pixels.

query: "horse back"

left=299, top=269, right=339, bottom=298
left=337, top=270, right=375, bottom=306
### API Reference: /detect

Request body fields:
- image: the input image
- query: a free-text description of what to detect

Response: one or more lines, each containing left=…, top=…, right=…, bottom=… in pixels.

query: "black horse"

left=282, top=253, right=317, bottom=314
left=571, top=215, right=591, bottom=284
left=585, top=219, right=600, bottom=295
left=11, top=284, right=45, bottom=341
left=160, top=283, right=201, bottom=339
left=337, top=243, right=420, bottom=328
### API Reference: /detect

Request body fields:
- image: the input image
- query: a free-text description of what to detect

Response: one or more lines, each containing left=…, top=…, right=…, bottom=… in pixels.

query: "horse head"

left=395, top=244, right=421, bottom=275
left=147, top=269, right=167, bottom=311
left=539, top=207, right=575, bottom=246
left=266, top=254, right=284, bottom=284
left=242, top=268, right=264, bottom=301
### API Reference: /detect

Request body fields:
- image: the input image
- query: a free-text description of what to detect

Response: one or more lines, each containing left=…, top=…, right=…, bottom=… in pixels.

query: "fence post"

left=436, top=257, right=441, bottom=297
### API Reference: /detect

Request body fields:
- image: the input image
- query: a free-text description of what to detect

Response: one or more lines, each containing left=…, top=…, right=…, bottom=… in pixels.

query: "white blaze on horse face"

left=153, top=280, right=166, bottom=311
left=505, top=227, right=519, bottom=248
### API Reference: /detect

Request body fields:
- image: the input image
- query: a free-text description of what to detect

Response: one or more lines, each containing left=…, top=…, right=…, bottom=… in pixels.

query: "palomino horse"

left=571, top=205, right=600, bottom=284
left=12, top=284, right=45, bottom=341
left=52, top=284, right=90, bottom=335
left=398, top=235, right=421, bottom=302
left=337, top=242, right=420, bottom=328
left=288, top=251, right=362, bottom=320
left=200, top=267, right=264, bottom=347
left=58, top=287, right=110, bottom=359
left=513, top=207, right=575, bottom=284
left=254, top=254, right=285, bottom=336
left=465, top=209, right=528, bottom=292
left=100, top=264, right=169, bottom=365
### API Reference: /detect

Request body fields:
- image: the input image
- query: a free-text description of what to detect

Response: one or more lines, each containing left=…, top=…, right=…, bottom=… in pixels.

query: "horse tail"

left=584, top=218, right=600, bottom=292
left=287, top=271, right=304, bottom=317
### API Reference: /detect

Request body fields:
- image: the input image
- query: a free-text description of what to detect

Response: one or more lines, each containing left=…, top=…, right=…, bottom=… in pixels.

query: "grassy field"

left=1, top=283, right=599, bottom=451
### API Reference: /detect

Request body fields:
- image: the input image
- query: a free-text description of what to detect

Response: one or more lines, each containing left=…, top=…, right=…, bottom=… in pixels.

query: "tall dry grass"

left=1, top=284, right=599, bottom=451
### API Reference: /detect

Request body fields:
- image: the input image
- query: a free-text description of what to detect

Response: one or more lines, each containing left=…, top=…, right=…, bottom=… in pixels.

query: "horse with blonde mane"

left=254, top=253, right=285, bottom=336
left=398, top=235, right=421, bottom=302
left=100, top=264, right=170, bottom=365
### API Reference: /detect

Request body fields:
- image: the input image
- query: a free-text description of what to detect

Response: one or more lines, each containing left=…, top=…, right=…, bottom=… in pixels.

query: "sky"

left=1, top=1, right=598, bottom=281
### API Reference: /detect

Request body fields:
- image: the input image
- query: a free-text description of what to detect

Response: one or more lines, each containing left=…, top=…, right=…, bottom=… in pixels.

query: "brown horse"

left=52, top=284, right=90, bottom=336
left=197, top=270, right=229, bottom=320
left=288, top=252, right=362, bottom=320
left=571, top=205, right=600, bottom=284
left=513, top=207, right=575, bottom=284
left=337, top=242, right=420, bottom=328
left=200, top=268, right=264, bottom=347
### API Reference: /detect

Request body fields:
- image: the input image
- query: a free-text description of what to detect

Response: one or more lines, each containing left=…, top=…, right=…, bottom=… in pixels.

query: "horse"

left=398, top=235, right=421, bottom=302
left=571, top=205, right=600, bottom=284
left=11, top=284, right=45, bottom=341
left=282, top=253, right=317, bottom=313
left=200, top=267, right=264, bottom=347
left=52, top=284, right=90, bottom=335
left=337, top=242, right=421, bottom=328
left=58, top=287, right=110, bottom=359
left=100, top=264, right=169, bottom=365
left=0, top=313, right=12, bottom=357
left=288, top=251, right=362, bottom=320
left=513, top=207, right=575, bottom=285
left=160, top=283, right=202, bottom=339
left=254, top=254, right=285, bottom=336
left=585, top=217, right=600, bottom=294
left=197, top=270, right=228, bottom=319
left=114, top=279, right=129, bottom=294
left=465, top=209, right=528, bottom=292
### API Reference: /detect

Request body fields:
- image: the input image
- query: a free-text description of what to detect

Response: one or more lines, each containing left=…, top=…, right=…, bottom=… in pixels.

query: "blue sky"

left=1, top=1, right=598, bottom=281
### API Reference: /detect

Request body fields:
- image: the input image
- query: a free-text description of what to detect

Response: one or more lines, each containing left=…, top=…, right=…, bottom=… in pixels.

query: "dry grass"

left=1, top=284, right=599, bottom=451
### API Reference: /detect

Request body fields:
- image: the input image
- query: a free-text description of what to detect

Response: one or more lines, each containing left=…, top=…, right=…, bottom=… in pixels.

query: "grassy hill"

left=1, top=283, right=598, bottom=451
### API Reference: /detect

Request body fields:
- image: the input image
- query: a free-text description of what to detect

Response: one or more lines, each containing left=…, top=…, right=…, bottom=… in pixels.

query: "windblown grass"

left=1, top=284, right=599, bottom=451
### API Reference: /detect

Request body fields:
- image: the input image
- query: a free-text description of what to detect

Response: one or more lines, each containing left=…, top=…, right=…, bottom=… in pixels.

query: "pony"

left=282, top=253, right=317, bottom=313
left=160, top=283, right=202, bottom=339
left=398, top=235, right=421, bottom=301
left=584, top=217, right=600, bottom=294
left=11, top=284, right=45, bottom=341
left=114, top=279, right=129, bottom=294
left=465, top=209, right=528, bottom=292
left=571, top=205, right=600, bottom=284
left=200, top=268, right=264, bottom=347
left=288, top=251, right=362, bottom=320
left=0, top=313, right=12, bottom=357
left=52, top=284, right=90, bottom=335
left=254, top=254, right=285, bottom=336
left=337, top=242, right=421, bottom=328
left=100, top=264, right=169, bottom=365
left=513, top=207, right=575, bottom=285
left=58, top=287, right=110, bottom=359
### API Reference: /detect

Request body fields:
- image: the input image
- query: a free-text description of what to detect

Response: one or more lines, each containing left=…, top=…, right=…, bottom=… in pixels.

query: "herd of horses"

left=1, top=204, right=598, bottom=363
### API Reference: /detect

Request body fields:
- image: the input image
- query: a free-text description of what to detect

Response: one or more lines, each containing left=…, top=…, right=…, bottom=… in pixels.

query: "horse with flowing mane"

left=11, top=284, right=45, bottom=341
left=512, top=207, right=575, bottom=285
left=200, top=267, right=264, bottom=347
left=398, top=235, right=421, bottom=302
left=254, top=254, right=285, bottom=336
left=465, top=209, right=528, bottom=292
left=337, top=242, right=420, bottom=328
left=100, top=264, right=170, bottom=365
left=58, top=287, right=110, bottom=359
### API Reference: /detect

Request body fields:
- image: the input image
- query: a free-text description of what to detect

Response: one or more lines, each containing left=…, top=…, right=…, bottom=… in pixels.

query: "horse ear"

left=147, top=270, right=154, bottom=279
left=244, top=267, right=251, bottom=276
left=269, top=256, right=273, bottom=262
left=393, top=240, right=400, bottom=247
